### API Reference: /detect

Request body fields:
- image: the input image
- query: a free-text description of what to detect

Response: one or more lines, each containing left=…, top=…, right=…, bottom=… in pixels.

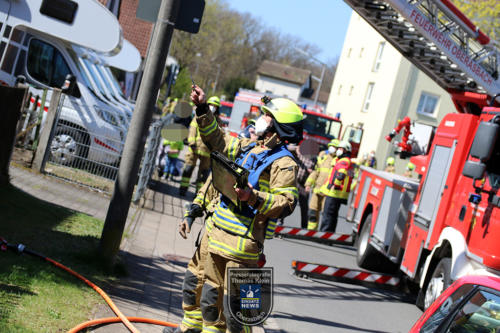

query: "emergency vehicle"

left=228, top=89, right=364, bottom=154
left=341, top=0, right=500, bottom=310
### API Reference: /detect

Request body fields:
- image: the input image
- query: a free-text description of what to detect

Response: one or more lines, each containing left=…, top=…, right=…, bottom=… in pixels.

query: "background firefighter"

left=304, top=139, right=340, bottom=230
left=319, top=141, right=354, bottom=233
left=190, top=85, right=302, bottom=333
left=179, top=96, right=223, bottom=196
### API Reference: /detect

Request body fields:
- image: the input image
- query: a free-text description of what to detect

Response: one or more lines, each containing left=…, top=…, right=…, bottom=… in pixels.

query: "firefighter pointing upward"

left=187, top=85, right=301, bottom=333
left=179, top=96, right=222, bottom=196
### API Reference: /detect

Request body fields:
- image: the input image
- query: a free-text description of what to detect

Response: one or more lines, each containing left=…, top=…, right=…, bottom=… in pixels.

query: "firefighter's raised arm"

left=191, top=85, right=242, bottom=158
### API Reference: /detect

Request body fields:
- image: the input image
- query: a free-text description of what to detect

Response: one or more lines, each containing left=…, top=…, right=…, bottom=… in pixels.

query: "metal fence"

left=43, top=97, right=127, bottom=193
left=133, top=114, right=174, bottom=203
left=13, top=86, right=175, bottom=197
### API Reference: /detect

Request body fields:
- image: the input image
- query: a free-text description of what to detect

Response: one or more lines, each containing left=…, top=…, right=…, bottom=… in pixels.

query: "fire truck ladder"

left=343, top=0, right=499, bottom=100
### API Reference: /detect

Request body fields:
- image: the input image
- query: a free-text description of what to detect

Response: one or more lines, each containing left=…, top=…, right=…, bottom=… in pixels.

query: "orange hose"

left=68, top=316, right=178, bottom=333
left=44, top=257, right=140, bottom=333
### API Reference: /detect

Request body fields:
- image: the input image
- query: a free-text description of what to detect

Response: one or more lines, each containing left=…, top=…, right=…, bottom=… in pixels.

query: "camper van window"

left=27, top=39, right=80, bottom=97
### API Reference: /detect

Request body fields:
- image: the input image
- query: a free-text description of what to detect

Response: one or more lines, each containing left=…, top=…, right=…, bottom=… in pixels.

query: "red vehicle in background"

left=218, top=100, right=233, bottom=128
left=411, top=275, right=500, bottom=332
left=228, top=89, right=363, bottom=155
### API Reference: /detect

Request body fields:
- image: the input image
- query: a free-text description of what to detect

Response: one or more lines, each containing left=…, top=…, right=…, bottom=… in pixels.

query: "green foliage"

left=453, top=0, right=500, bottom=42
left=171, top=67, right=193, bottom=99
left=223, top=77, right=254, bottom=101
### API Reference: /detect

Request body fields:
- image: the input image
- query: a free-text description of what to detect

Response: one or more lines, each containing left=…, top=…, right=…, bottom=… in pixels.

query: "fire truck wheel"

left=355, top=214, right=388, bottom=272
left=423, top=257, right=451, bottom=310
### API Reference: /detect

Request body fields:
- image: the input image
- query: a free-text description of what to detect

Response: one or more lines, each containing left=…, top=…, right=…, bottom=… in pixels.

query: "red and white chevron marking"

left=293, top=261, right=400, bottom=286
left=274, top=226, right=353, bottom=243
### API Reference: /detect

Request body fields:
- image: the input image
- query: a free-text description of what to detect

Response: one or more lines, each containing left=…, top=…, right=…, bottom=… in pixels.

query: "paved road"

left=263, top=205, right=423, bottom=333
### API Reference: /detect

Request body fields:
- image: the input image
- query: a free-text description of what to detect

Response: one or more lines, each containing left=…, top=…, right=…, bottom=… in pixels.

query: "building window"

left=416, top=92, right=439, bottom=117
left=338, top=84, right=342, bottom=95
left=362, top=83, right=374, bottom=112
left=347, top=48, right=352, bottom=58
left=373, top=42, right=385, bottom=72
left=359, top=47, right=364, bottom=58
left=349, top=85, right=354, bottom=96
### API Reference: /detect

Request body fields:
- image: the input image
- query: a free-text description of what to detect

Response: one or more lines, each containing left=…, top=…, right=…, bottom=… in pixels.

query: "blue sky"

left=228, top=0, right=353, bottom=63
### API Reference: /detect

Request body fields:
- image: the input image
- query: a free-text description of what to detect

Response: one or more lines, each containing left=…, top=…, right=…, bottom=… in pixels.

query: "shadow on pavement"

left=102, top=250, right=185, bottom=320
left=271, top=311, right=390, bottom=333
left=273, top=281, right=416, bottom=304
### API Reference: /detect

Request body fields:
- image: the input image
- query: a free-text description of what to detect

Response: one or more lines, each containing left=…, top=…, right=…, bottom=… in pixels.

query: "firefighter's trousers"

left=307, top=192, right=325, bottom=230
left=180, top=232, right=209, bottom=333
left=320, top=196, right=347, bottom=232
left=181, top=150, right=211, bottom=192
left=200, top=252, right=253, bottom=333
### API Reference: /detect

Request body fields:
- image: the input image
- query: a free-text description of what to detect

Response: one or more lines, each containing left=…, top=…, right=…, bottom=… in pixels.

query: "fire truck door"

left=414, top=141, right=456, bottom=238
left=415, top=141, right=456, bottom=229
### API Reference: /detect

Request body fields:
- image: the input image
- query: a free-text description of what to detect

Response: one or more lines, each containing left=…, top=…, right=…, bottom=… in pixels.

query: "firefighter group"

left=157, top=84, right=424, bottom=332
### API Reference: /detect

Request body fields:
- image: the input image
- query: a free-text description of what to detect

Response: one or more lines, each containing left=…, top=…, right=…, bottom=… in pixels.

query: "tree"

left=453, top=0, right=500, bottom=42
left=223, top=77, right=254, bottom=101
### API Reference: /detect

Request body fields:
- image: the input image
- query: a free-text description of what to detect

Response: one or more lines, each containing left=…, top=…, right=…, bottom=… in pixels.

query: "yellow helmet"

left=260, top=97, right=304, bottom=143
left=386, top=157, right=395, bottom=166
left=261, top=98, right=303, bottom=124
left=328, top=139, right=340, bottom=148
left=207, top=96, right=221, bottom=107
left=406, top=162, right=415, bottom=171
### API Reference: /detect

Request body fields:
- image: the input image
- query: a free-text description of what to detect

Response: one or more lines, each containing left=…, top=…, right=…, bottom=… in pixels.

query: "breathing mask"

left=254, top=116, right=270, bottom=136
left=328, top=146, right=336, bottom=155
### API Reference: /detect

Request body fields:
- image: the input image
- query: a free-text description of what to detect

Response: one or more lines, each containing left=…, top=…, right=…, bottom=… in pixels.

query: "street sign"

left=137, top=0, right=205, bottom=34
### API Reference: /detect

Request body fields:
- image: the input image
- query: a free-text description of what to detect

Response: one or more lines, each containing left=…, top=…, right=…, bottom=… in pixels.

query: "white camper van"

left=0, top=0, right=127, bottom=165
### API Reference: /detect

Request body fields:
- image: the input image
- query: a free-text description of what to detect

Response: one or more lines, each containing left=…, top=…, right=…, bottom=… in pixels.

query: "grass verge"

left=0, top=184, right=123, bottom=332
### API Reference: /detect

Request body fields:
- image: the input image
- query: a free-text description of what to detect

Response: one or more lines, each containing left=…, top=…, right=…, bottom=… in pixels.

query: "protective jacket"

left=196, top=107, right=298, bottom=264
left=320, top=156, right=354, bottom=200
left=187, top=118, right=211, bottom=158
left=305, top=150, right=335, bottom=193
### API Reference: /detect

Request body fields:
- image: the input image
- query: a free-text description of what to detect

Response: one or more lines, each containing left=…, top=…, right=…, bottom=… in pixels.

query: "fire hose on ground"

left=0, top=236, right=178, bottom=333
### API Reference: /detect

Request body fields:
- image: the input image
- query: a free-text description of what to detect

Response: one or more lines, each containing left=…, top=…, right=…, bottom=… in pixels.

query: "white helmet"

left=338, top=141, right=352, bottom=152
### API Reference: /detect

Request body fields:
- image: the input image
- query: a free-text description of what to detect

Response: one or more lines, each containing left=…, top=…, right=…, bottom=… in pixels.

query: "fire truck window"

left=1, top=44, right=19, bottom=74
left=445, top=289, right=500, bottom=333
left=303, top=115, right=336, bottom=139
left=420, top=284, right=474, bottom=332
left=486, top=133, right=500, bottom=189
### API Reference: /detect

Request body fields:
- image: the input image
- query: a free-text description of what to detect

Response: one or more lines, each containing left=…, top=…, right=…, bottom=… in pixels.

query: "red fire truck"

left=342, top=0, right=500, bottom=310
left=228, top=89, right=364, bottom=155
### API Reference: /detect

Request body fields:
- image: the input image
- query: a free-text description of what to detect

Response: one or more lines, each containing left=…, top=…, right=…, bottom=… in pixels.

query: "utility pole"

left=99, top=0, right=180, bottom=265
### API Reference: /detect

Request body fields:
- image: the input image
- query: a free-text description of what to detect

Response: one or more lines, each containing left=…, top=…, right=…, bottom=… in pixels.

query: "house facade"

left=326, top=12, right=456, bottom=174
left=255, top=60, right=329, bottom=111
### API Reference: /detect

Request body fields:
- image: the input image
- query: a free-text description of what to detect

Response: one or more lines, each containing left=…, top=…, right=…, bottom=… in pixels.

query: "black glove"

left=195, top=103, right=209, bottom=117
